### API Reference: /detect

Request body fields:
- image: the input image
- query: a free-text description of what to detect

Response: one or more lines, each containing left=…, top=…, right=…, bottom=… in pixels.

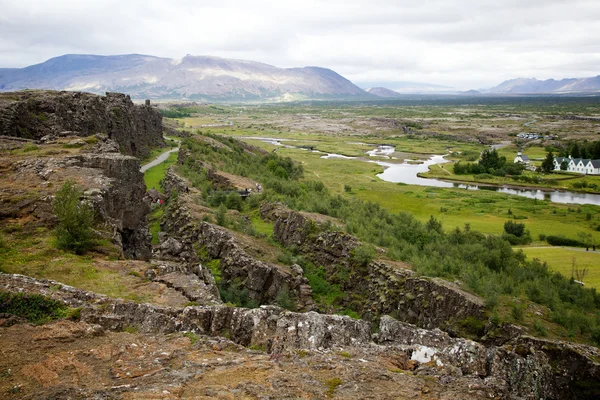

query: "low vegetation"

left=0, top=291, right=76, bottom=324
left=177, top=134, right=600, bottom=344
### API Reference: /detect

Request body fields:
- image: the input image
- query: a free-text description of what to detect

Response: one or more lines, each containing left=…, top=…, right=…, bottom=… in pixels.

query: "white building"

left=514, top=152, right=530, bottom=164
left=554, top=156, right=600, bottom=175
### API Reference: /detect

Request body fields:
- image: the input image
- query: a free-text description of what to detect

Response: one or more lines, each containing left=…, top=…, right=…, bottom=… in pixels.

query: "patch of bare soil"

left=0, top=320, right=495, bottom=399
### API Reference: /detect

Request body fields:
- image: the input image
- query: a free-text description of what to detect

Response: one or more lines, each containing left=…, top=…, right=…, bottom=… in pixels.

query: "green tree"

left=541, top=152, right=555, bottom=173
left=426, top=215, right=443, bottom=234
left=53, top=181, right=95, bottom=254
left=560, top=160, right=569, bottom=171
left=478, top=149, right=506, bottom=172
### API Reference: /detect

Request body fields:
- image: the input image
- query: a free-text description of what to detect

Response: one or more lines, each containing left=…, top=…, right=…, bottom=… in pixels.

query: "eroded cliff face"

left=2, top=273, right=599, bottom=400
left=0, top=90, right=164, bottom=158
left=160, top=194, right=315, bottom=311
left=260, top=202, right=486, bottom=332
left=1, top=133, right=152, bottom=259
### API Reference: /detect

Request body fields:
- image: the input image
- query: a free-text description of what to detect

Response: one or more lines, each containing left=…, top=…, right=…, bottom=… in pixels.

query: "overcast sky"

left=1, top=0, right=599, bottom=89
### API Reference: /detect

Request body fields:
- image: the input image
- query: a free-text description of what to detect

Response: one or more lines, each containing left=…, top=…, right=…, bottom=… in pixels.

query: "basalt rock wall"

left=161, top=195, right=314, bottom=310
left=260, top=202, right=486, bottom=330
left=0, top=90, right=164, bottom=158
left=2, top=273, right=598, bottom=400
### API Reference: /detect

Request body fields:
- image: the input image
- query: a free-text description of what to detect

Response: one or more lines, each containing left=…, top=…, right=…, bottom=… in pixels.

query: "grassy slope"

left=520, top=246, right=600, bottom=289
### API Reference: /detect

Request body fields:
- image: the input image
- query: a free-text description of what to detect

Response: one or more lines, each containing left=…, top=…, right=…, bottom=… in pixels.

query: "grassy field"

left=144, top=151, right=178, bottom=191
left=165, top=101, right=600, bottom=257
left=244, top=144, right=600, bottom=243
left=0, top=227, right=152, bottom=302
left=519, top=247, right=600, bottom=289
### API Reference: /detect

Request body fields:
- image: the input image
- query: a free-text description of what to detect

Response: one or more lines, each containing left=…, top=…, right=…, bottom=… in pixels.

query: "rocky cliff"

left=0, top=90, right=164, bottom=158
left=260, top=202, right=486, bottom=332
left=160, top=193, right=315, bottom=310
left=5, top=134, right=153, bottom=259
left=2, top=273, right=599, bottom=399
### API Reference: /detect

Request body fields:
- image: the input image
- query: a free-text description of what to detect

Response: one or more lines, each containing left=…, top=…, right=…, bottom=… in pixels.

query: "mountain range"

left=1, top=53, right=599, bottom=99
left=0, top=54, right=372, bottom=101
left=483, top=76, right=600, bottom=94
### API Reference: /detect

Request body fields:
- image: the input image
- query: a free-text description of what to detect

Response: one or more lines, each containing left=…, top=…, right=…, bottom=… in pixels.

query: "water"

left=237, top=136, right=600, bottom=206
left=376, top=155, right=453, bottom=187
left=375, top=154, right=600, bottom=206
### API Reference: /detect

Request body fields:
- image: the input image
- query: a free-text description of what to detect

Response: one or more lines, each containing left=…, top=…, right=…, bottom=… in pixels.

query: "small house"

left=514, top=151, right=530, bottom=164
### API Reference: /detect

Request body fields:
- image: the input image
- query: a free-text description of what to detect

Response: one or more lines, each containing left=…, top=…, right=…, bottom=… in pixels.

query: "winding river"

left=240, top=137, right=600, bottom=206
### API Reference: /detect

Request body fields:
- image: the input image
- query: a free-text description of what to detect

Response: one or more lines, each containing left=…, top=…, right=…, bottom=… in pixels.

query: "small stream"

left=240, top=136, right=600, bottom=206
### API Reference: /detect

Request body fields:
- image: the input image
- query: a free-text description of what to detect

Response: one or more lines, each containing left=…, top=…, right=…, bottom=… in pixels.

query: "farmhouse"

left=554, top=156, right=600, bottom=175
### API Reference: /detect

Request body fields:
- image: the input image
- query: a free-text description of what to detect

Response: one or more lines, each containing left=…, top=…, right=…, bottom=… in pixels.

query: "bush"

left=504, top=220, right=525, bottom=237
left=502, top=232, right=532, bottom=245
left=53, top=181, right=95, bottom=254
left=276, top=287, right=297, bottom=311
left=350, top=245, right=376, bottom=268
left=0, top=291, right=72, bottom=324
left=546, top=235, right=584, bottom=247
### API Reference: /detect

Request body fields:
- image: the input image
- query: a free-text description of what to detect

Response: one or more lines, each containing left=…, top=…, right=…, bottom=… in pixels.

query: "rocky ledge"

left=2, top=273, right=599, bottom=399
left=159, top=194, right=315, bottom=311
left=261, top=202, right=486, bottom=332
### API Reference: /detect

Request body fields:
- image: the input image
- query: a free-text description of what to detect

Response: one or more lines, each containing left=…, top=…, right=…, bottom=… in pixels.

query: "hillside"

left=366, top=87, right=402, bottom=97
left=0, top=54, right=372, bottom=101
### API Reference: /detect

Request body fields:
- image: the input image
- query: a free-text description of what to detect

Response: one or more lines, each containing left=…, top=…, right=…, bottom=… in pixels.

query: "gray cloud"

left=0, top=0, right=598, bottom=89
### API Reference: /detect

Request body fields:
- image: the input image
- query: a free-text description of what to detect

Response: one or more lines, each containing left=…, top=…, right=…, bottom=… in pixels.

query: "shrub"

left=350, top=245, right=376, bottom=268
left=53, top=180, right=95, bottom=254
left=276, top=287, right=297, bottom=311
left=215, top=203, right=227, bottom=226
left=504, top=220, right=525, bottom=237
left=546, top=235, right=584, bottom=247
left=0, top=291, right=71, bottom=324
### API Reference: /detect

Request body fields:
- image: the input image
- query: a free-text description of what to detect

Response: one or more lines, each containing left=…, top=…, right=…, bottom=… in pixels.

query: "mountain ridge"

left=0, top=54, right=374, bottom=101
left=484, top=76, right=600, bottom=94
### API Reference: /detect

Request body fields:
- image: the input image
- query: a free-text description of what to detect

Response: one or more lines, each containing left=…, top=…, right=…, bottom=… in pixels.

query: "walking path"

left=141, top=139, right=181, bottom=173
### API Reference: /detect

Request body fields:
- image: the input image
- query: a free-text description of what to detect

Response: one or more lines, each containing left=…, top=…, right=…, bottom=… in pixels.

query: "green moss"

left=206, top=259, right=222, bottom=285
left=123, top=325, right=138, bottom=334
left=183, top=331, right=199, bottom=344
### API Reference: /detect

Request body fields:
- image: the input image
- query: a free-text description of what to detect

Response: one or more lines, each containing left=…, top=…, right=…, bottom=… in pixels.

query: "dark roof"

left=147, top=188, right=160, bottom=201
left=591, top=160, right=600, bottom=168
left=520, top=155, right=529, bottom=161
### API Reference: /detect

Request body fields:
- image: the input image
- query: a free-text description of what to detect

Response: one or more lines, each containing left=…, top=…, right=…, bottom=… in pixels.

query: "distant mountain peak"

left=366, top=87, right=402, bottom=97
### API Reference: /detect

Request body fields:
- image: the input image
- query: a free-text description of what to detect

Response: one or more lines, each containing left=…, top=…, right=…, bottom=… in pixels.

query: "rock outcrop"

left=0, top=90, right=164, bottom=158
left=4, top=135, right=152, bottom=259
left=161, top=194, right=315, bottom=311
left=261, top=202, right=486, bottom=331
left=2, top=272, right=599, bottom=399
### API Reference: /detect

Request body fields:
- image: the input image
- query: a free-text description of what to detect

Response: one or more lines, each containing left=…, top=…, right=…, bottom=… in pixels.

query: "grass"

left=144, top=151, right=178, bottom=191
left=277, top=146, right=600, bottom=242
left=247, top=210, right=274, bottom=237
left=148, top=207, right=163, bottom=245
left=519, top=247, right=600, bottom=289
left=324, top=377, right=343, bottom=397
left=0, top=226, right=150, bottom=302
